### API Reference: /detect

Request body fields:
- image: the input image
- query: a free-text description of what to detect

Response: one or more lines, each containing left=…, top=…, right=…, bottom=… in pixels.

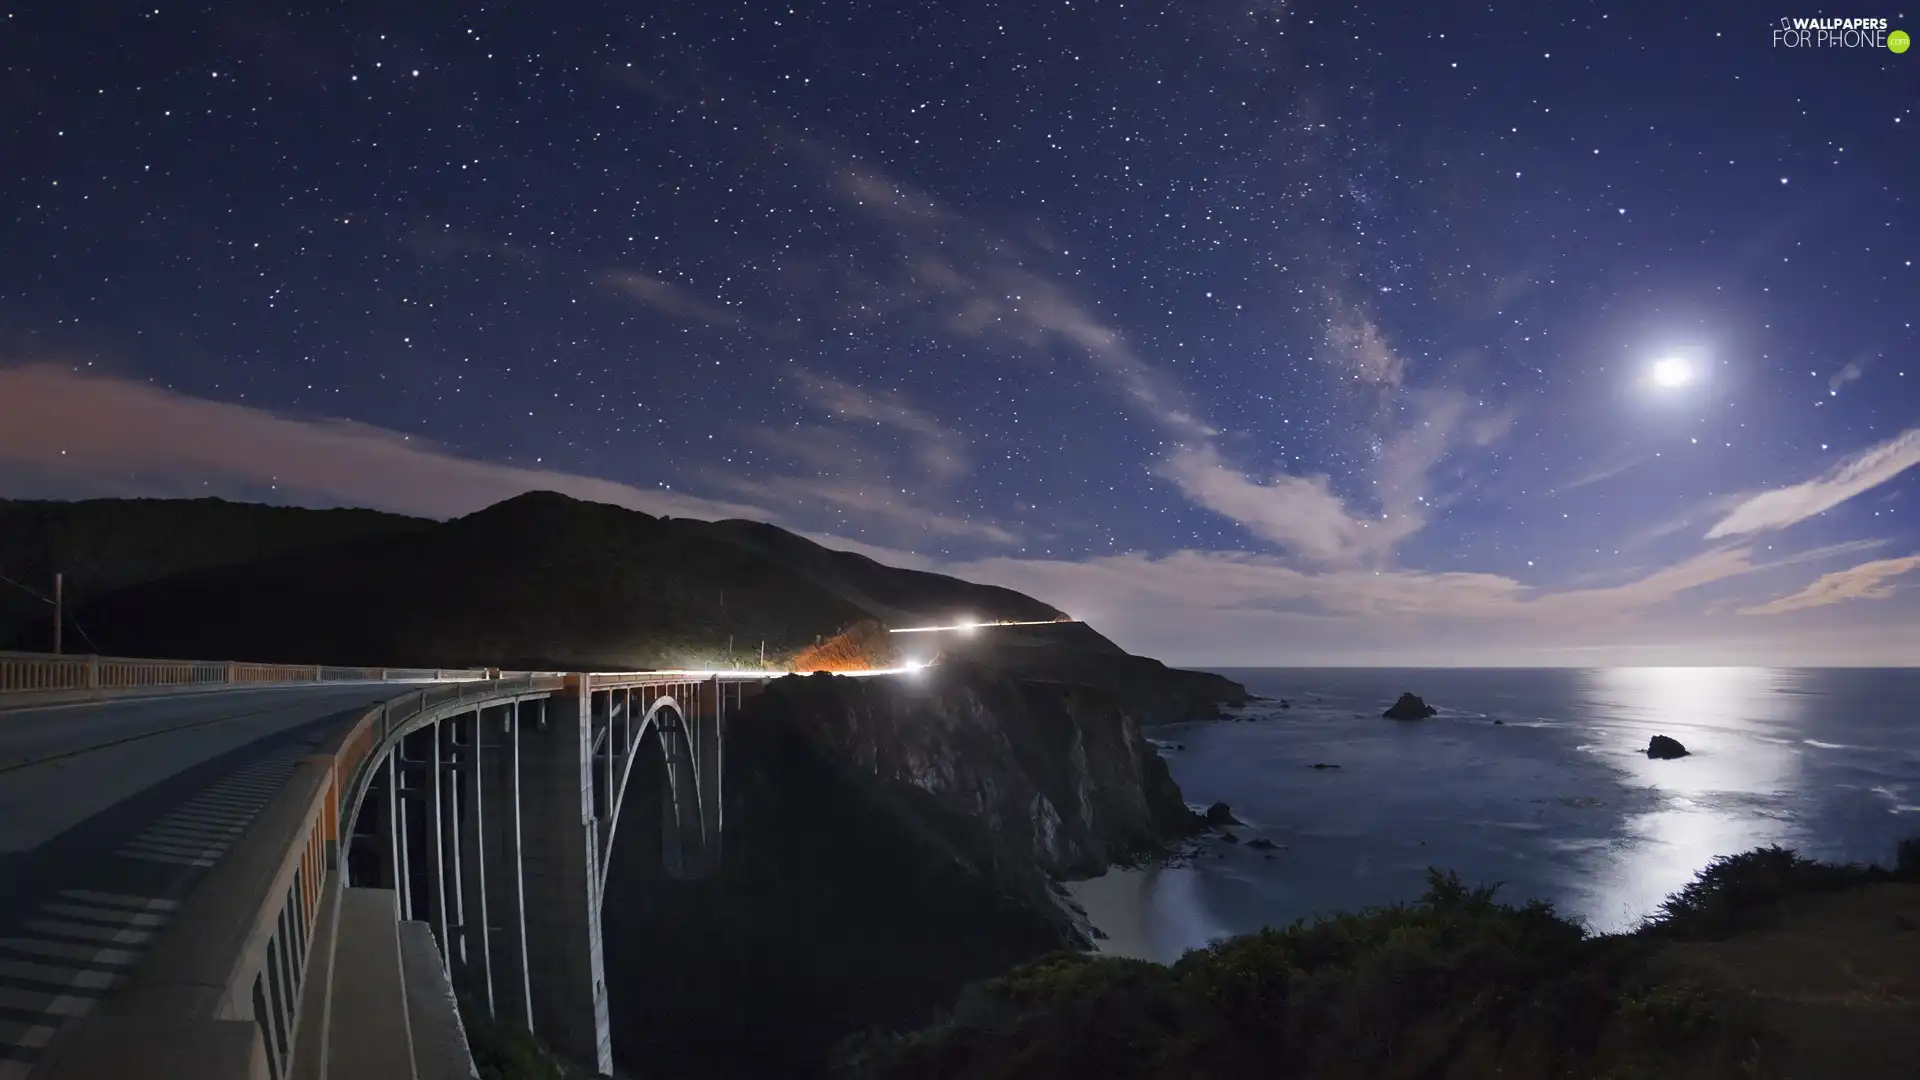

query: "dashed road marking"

left=0, top=748, right=308, bottom=1073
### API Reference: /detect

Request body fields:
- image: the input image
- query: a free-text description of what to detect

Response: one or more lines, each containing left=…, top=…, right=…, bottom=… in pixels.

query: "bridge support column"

left=693, top=678, right=725, bottom=874
left=516, top=681, right=613, bottom=1075
left=479, top=700, right=533, bottom=1031
left=456, top=709, right=494, bottom=1014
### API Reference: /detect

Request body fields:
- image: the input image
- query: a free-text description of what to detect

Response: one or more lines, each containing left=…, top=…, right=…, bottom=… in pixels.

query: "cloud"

left=0, top=365, right=772, bottom=522
left=810, top=150, right=1513, bottom=562
left=786, top=369, right=969, bottom=481
left=1324, top=305, right=1405, bottom=387
left=810, top=154, right=1215, bottom=443
left=706, top=368, right=1012, bottom=545
left=713, top=473, right=1017, bottom=544
left=1738, top=554, right=1920, bottom=616
left=1706, top=428, right=1920, bottom=539
left=1554, top=454, right=1652, bottom=495
left=1158, top=447, right=1414, bottom=565
left=1827, top=351, right=1873, bottom=394
left=604, top=271, right=741, bottom=326
left=952, top=538, right=1888, bottom=637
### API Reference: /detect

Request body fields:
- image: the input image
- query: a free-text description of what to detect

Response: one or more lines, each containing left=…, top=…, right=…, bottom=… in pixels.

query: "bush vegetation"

left=834, top=839, right=1920, bottom=1080
left=460, top=1001, right=583, bottom=1080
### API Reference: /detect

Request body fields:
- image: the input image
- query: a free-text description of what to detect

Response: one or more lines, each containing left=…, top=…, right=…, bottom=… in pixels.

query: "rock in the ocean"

left=1493, top=719, right=1506, bottom=726
left=1278, top=699, right=1294, bottom=709
left=1220, top=830, right=1240, bottom=844
left=1246, top=837, right=1278, bottom=850
left=1203, top=801, right=1242, bottom=826
left=1383, top=692, right=1439, bottom=720
left=1646, top=734, right=1690, bottom=759
left=1307, top=762, right=1342, bottom=770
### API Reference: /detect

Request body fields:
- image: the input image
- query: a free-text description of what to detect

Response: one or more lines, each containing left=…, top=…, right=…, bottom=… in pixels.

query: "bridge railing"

left=0, top=649, right=492, bottom=696
left=43, top=674, right=567, bottom=1080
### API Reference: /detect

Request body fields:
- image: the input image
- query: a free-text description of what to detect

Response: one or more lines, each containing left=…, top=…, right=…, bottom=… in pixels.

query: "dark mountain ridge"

left=2, top=491, right=1077, bottom=670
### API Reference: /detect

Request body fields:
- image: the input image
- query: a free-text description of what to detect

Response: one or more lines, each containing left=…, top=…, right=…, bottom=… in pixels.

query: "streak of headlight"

left=887, top=619, right=1078, bottom=633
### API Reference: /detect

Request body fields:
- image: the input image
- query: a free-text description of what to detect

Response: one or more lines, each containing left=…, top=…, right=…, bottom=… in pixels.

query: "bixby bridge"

left=0, top=650, right=873, bottom=1079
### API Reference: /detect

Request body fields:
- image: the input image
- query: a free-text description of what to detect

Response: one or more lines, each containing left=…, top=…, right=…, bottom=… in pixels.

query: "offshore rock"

left=1384, top=692, right=1439, bottom=720
left=1647, top=734, right=1691, bottom=759
left=1203, top=801, right=1242, bottom=826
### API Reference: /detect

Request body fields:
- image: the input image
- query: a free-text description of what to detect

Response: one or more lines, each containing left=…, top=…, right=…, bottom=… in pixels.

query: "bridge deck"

left=0, top=685, right=416, bottom=1079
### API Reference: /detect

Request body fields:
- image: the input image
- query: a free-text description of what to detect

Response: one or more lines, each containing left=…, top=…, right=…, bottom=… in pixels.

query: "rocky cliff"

left=600, top=663, right=1214, bottom=1079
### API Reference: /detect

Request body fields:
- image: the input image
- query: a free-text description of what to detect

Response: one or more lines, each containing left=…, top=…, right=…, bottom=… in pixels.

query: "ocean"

left=1075, top=667, right=1920, bottom=963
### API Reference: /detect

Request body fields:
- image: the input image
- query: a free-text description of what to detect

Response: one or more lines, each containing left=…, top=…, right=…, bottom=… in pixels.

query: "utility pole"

left=53, top=572, right=63, bottom=655
left=760, top=640, right=765, bottom=667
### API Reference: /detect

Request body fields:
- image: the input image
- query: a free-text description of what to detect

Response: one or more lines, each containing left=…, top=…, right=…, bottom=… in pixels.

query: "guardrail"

left=0, top=649, right=491, bottom=695
left=29, top=661, right=789, bottom=1077
left=47, top=674, right=567, bottom=1080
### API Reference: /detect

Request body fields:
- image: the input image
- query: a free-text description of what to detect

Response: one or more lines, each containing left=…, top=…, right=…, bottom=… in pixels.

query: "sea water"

left=1098, top=667, right=1920, bottom=962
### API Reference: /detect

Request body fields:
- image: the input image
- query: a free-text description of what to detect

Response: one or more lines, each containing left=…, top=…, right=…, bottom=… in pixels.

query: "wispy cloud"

left=952, top=538, right=1886, bottom=640
left=786, top=369, right=969, bottom=481
left=1157, top=447, right=1414, bottom=565
left=1738, top=553, right=1920, bottom=615
left=1554, top=453, right=1653, bottom=495
left=1827, top=350, right=1873, bottom=394
left=0, top=364, right=771, bottom=522
left=604, top=271, right=741, bottom=327
left=1707, top=428, right=1920, bottom=539
left=714, top=473, right=1016, bottom=544
left=808, top=148, right=1508, bottom=564
left=1324, top=304, right=1405, bottom=387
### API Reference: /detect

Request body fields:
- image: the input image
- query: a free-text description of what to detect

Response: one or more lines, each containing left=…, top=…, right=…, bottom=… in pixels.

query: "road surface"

left=0, top=684, right=416, bottom=1078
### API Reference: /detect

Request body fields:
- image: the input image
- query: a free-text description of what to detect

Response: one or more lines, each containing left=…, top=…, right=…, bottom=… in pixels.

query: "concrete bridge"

left=0, top=650, right=819, bottom=1079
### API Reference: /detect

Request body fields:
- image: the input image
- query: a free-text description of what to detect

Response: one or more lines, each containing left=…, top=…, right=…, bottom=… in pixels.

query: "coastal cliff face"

left=768, top=664, right=1200, bottom=878
left=599, top=664, right=1222, bottom=1078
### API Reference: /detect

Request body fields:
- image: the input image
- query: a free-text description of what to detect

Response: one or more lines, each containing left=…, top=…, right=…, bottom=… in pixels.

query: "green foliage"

left=834, top=841, right=1920, bottom=1080
left=460, top=1001, right=581, bottom=1080
left=1645, top=845, right=1881, bottom=939
left=833, top=867, right=1599, bottom=1079
left=1616, top=981, right=1719, bottom=1043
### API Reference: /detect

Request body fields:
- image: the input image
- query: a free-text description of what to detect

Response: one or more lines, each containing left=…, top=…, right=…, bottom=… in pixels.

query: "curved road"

left=0, top=684, right=417, bottom=1078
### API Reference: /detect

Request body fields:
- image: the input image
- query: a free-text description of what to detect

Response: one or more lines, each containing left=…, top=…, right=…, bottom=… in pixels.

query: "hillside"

left=0, top=496, right=429, bottom=651
left=15, top=491, right=1083, bottom=671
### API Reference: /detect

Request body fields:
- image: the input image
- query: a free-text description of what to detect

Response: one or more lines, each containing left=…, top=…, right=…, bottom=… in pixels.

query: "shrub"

left=1646, top=845, right=1878, bottom=939
left=460, top=1002, right=580, bottom=1080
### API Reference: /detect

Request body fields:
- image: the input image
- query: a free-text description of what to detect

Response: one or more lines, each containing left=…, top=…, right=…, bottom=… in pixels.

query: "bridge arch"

left=325, top=677, right=736, bottom=1076
left=597, top=693, right=706, bottom=897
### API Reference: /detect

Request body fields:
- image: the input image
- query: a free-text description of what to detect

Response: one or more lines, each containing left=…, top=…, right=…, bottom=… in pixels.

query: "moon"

left=1649, top=356, right=1694, bottom=388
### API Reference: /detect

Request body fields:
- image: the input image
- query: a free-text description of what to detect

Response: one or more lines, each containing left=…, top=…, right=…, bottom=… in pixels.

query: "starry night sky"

left=1, top=2, right=1916, bottom=665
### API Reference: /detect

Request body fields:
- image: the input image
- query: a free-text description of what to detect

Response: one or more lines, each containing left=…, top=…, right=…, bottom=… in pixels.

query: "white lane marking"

left=0, top=940, right=139, bottom=966
left=38, top=905, right=167, bottom=928
left=116, top=850, right=214, bottom=867
left=0, top=959, right=120, bottom=992
left=162, top=809, right=256, bottom=825
left=0, top=892, right=177, bottom=1067
left=139, top=823, right=244, bottom=842
left=58, top=891, right=177, bottom=911
left=0, top=985, right=90, bottom=1017
left=119, top=839, right=227, bottom=860
left=23, top=922, right=154, bottom=946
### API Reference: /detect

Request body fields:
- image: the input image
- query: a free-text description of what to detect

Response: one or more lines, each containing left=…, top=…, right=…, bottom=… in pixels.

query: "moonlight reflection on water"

left=1097, top=668, right=1919, bottom=961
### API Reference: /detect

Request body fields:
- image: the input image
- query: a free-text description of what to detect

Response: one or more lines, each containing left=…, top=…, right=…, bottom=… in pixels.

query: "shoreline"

left=1064, top=865, right=1161, bottom=961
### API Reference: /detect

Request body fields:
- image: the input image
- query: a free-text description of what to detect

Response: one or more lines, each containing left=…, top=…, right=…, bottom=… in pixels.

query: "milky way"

left=1, top=2, right=1915, bottom=664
